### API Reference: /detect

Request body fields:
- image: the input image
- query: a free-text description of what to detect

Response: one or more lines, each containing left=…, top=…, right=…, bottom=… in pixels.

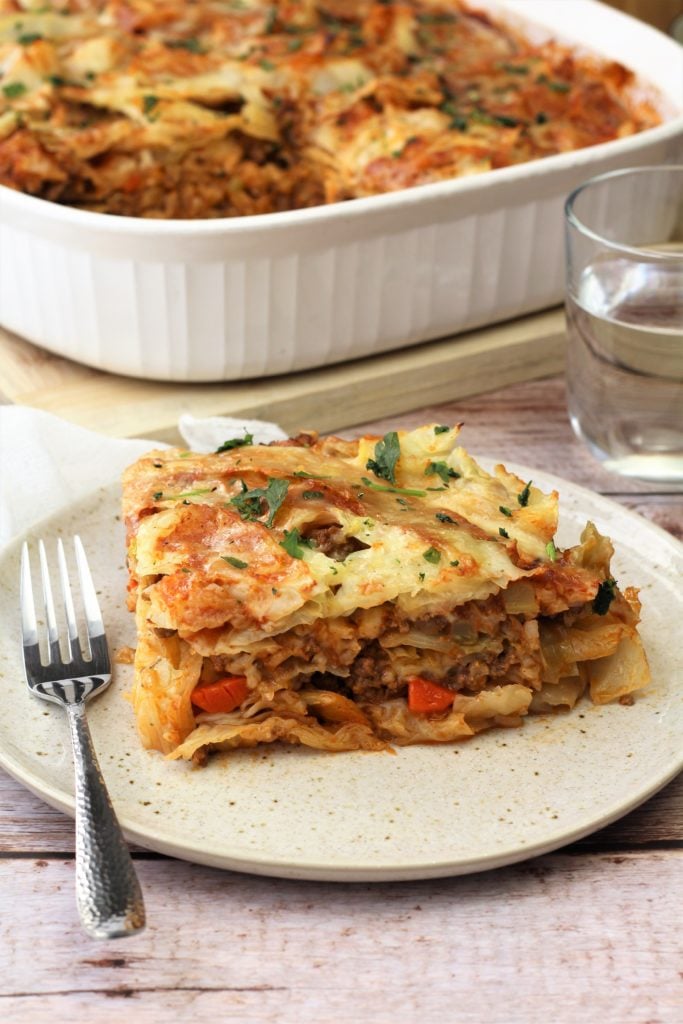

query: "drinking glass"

left=564, top=165, right=683, bottom=482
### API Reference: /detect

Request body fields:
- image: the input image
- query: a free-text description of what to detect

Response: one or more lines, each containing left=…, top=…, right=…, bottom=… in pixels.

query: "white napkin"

left=0, top=407, right=286, bottom=549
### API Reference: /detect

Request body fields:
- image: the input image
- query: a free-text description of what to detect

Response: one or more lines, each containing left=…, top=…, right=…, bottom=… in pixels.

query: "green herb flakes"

left=156, top=487, right=215, bottom=501
left=424, top=461, right=460, bottom=485
left=167, top=37, right=204, bottom=53
left=280, top=528, right=312, bottom=559
left=230, top=478, right=288, bottom=527
left=366, top=431, right=401, bottom=484
left=436, top=512, right=456, bottom=524
left=143, top=94, right=159, bottom=116
left=499, top=505, right=512, bottom=517
left=2, top=82, right=26, bottom=99
left=423, top=547, right=441, bottom=564
left=302, top=490, right=324, bottom=500
left=360, top=477, right=427, bottom=498
left=450, top=560, right=460, bottom=567
left=593, top=578, right=617, bottom=615
left=546, top=540, right=557, bottom=561
left=501, top=63, right=528, bottom=75
left=434, top=425, right=451, bottom=434
left=221, top=556, right=248, bottom=569
left=215, top=433, right=253, bottom=453
left=517, top=481, right=532, bottom=507
left=499, top=527, right=510, bottom=539
left=17, top=33, right=42, bottom=45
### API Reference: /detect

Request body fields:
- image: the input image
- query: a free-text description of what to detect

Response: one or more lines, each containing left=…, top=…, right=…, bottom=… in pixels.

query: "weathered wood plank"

left=1, top=853, right=682, bottom=1023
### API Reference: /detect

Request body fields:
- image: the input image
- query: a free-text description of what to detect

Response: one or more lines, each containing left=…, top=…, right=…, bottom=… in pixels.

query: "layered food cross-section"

left=122, top=426, right=650, bottom=763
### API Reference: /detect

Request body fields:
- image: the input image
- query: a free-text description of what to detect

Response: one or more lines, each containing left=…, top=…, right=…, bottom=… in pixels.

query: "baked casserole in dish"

left=0, top=1, right=681, bottom=380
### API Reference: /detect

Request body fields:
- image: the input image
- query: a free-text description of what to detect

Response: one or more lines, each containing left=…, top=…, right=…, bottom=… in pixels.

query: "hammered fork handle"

left=67, top=701, right=145, bottom=939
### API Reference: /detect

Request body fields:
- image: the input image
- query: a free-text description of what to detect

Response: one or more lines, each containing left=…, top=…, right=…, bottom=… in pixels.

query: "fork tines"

left=20, top=536, right=110, bottom=686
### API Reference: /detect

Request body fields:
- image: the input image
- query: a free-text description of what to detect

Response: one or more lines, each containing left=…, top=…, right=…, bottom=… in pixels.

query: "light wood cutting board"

left=0, top=308, right=565, bottom=441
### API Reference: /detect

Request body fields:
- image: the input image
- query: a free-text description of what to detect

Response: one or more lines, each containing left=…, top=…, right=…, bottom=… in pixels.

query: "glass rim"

left=565, top=165, right=683, bottom=262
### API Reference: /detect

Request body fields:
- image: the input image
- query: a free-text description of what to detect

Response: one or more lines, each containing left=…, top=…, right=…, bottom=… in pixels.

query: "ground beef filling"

left=338, top=615, right=543, bottom=703
left=211, top=594, right=549, bottom=705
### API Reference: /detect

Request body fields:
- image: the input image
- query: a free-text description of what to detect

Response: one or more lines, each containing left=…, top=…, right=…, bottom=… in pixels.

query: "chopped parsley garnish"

left=17, top=33, right=42, bottom=45
left=546, top=540, right=557, bottom=561
left=47, top=75, right=67, bottom=87
left=436, top=512, right=456, bottom=524
left=535, top=111, right=548, bottom=125
left=167, top=37, right=204, bottom=53
left=221, top=556, right=248, bottom=569
left=417, top=11, right=457, bottom=24
left=259, top=58, right=276, bottom=71
left=360, top=476, right=427, bottom=498
left=154, top=487, right=214, bottom=501
left=434, top=425, right=451, bottom=434
left=593, top=578, right=617, bottom=616
left=396, top=497, right=410, bottom=508
left=423, top=547, right=441, bottom=564
left=292, top=471, right=332, bottom=480
left=424, top=461, right=460, bottom=485
left=230, top=478, right=288, bottom=527
left=215, top=433, right=253, bottom=453
left=302, top=490, right=324, bottom=500
left=537, top=74, right=570, bottom=93
left=499, top=505, right=512, bottom=517
left=143, top=94, right=159, bottom=116
left=2, top=82, right=26, bottom=98
left=501, top=63, right=529, bottom=74
left=450, top=560, right=460, bottom=567
left=366, top=431, right=400, bottom=484
left=440, top=100, right=468, bottom=131
left=517, top=481, right=532, bottom=507
left=499, top=527, right=509, bottom=539
left=287, top=37, right=303, bottom=52
left=418, top=572, right=426, bottom=582
left=280, top=528, right=312, bottom=559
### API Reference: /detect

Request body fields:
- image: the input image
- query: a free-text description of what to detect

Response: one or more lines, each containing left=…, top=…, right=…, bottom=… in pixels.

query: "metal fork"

left=20, top=535, right=145, bottom=940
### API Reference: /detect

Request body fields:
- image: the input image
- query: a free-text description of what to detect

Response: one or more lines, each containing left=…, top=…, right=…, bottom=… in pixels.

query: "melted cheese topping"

left=124, top=425, right=559, bottom=647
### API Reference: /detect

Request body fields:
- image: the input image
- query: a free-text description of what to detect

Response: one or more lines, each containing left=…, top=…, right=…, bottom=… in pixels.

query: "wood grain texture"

left=0, top=311, right=565, bottom=440
left=2, top=854, right=682, bottom=1023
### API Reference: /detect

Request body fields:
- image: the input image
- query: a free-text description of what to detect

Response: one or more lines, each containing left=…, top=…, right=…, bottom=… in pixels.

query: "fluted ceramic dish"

left=0, top=0, right=682, bottom=382
left=0, top=462, right=681, bottom=882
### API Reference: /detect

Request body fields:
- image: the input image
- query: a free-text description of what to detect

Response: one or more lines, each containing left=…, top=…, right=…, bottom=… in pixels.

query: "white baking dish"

left=0, top=0, right=682, bottom=382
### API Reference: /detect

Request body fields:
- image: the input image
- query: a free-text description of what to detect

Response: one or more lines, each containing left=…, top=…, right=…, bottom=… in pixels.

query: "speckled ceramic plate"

left=0, top=465, right=681, bottom=881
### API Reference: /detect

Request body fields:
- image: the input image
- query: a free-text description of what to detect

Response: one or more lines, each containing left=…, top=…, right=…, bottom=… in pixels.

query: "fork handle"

left=67, top=702, right=146, bottom=939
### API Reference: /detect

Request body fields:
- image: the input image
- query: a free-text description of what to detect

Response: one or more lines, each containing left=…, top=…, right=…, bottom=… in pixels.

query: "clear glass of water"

left=565, top=165, right=683, bottom=482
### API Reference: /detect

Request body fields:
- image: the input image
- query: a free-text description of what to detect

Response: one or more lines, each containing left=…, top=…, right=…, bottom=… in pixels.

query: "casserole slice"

left=122, top=426, right=649, bottom=763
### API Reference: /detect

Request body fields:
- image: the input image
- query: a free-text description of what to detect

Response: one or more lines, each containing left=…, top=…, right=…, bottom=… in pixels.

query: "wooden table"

left=1, top=375, right=682, bottom=1023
